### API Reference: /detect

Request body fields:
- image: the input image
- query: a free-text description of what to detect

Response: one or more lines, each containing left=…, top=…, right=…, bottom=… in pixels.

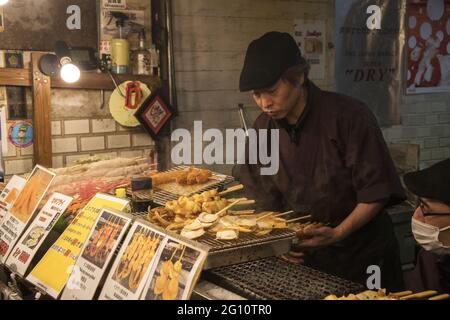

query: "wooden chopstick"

left=218, top=184, right=244, bottom=196
left=400, top=290, right=438, bottom=300
left=429, top=294, right=450, bottom=301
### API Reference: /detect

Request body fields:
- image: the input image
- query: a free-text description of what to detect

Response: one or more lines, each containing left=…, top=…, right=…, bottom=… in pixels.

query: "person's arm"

left=297, top=200, right=386, bottom=248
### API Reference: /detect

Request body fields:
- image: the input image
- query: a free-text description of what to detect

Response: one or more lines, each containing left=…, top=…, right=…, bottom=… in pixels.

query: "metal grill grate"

left=132, top=211, right=295, bottom=253
left=151, top=166, right=235, bottom=205
left=204, top=256, right=365, bottom=300
left=196, top=229, right=295, bottom=252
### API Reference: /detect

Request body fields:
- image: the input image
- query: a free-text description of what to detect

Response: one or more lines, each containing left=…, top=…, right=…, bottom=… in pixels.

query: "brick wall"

left=172, top=0, right=450, bottom=174
left=382, top=95, right=450, bottom=170
left=3, top=115, right=155, bottom=176
left=1, top=0, right=156, bottom=177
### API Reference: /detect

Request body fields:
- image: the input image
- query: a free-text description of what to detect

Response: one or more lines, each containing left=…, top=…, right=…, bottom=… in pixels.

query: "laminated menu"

left=140, top=236, right=208, bottom=300
left=0, top=166, right=56, bottom=263
left=60, top=208, right=133, bottom=300
left=26, top=193, right=129, bottom=299
left=4, top=193, right=73, bottom=277
left=99, top=220, right=166, bottom=300
left=0, top=175, right=27, bottom=224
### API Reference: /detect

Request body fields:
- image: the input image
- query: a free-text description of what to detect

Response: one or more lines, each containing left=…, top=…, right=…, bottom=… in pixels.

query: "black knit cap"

left=403, top=158, right=450, bottom=204
left=239, top=31, right=302, bottom=92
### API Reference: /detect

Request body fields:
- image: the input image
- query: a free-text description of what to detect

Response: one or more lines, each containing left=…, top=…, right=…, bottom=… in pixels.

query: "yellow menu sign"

left=26, top=193, right=129, bottom=299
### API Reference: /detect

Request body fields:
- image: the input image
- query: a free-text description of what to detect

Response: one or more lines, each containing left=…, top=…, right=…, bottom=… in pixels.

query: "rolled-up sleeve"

left=344, top=109, right=406, bottom=206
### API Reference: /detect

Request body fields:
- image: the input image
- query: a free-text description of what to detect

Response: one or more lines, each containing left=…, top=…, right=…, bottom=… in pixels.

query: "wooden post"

left=31, top=53, right=52, bottom=168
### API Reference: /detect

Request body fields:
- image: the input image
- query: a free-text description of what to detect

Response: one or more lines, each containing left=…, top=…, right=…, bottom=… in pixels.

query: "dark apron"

left=301, top=212, right=404, bottom=292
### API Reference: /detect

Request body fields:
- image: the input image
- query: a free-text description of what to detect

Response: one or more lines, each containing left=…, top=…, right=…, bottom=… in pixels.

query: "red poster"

left=407, top=0, right=450, bottom=94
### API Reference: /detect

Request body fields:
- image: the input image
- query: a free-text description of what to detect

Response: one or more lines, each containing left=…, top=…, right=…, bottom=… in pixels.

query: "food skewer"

left=255, top=211, right=276, bottom=222
left=229, top=210, right=256, bottom=215
left=286, top=216, right=314, bottom=224
left=218, top=184, right=244, bottom=196
left=273, top=211, right=295, bottom=218
left=212, top=199, right=244, bottom=218
left=400, top=290, right=438, bottom=300
left=390, top=290, right=413, bottom=298
left=428, top=294, right=450, bottom=301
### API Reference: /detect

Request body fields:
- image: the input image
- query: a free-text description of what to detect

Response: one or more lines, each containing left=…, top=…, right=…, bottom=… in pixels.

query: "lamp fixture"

left=38, top=41, right=81, bottom=83
left=0, top=0, right=9, bottom=6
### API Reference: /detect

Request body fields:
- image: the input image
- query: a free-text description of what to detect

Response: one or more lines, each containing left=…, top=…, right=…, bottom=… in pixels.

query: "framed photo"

left=5, top=51, right=24, bottom=69
left=135, top=92, right=173, bottom=139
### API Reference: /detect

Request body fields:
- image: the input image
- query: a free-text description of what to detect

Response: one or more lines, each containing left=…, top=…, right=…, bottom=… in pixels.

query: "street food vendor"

left=236, top=31, right=406, bottom=290
left=404, top=159, right=450, bottom=293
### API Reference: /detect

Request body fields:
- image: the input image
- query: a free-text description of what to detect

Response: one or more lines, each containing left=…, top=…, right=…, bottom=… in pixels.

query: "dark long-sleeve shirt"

left=238, top=80, right=406, bottom=290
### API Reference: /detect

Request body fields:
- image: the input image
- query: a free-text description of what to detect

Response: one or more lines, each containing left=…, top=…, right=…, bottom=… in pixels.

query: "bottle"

left=131, top=176, right=153, bottom=212
left=110, top=12, right=130, bottom=74
left=149, top=44, right=160, bottom=77
left=131, top=30, right=151, bottom=75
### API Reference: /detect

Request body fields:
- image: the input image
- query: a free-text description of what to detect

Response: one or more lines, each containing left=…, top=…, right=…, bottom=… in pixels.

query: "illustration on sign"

left=9, top=121, right=33, bottom=148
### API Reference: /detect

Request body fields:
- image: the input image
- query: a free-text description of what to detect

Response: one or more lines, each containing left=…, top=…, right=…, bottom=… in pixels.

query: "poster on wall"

left=293, top=20, right=326, bottom=80
left=406, top=0, right=450, bottom=94
left=335, top=0, right=405, bottom=127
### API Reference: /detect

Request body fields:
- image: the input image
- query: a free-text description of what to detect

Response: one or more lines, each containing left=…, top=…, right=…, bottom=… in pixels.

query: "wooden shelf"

left=51, top=72, right=161, bottom=90
left=0, top=67, right=161, bottom=90
left=0, top=68, right=31, bottom=87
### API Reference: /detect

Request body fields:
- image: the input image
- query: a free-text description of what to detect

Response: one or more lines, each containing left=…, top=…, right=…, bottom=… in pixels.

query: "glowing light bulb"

left=0, top=0, right=9, bottom=6
left=60, top=63, right=80, bottom=83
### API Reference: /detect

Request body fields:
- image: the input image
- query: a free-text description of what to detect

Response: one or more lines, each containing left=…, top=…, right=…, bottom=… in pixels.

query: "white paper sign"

left=61, top=208, right=132, bottom=300
left=4, top=193, right=73, bottom=277
left=0, top=165, right=56, bottom=263
left=102, top=0, right=127, bottom=9
left=0, top=175, right=27, bottom=224
left=99, top=221, right=166, bottom=300
left=294, top=20, right=326, bottom=80
left=140, top=237, right=208, bottom=300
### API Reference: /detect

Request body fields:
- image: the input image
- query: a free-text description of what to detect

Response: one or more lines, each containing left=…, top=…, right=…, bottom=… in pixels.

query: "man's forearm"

left=335, top=201, right=387, bottom=241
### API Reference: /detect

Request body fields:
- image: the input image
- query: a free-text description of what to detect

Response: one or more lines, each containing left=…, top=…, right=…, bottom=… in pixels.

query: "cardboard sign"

left=0, top=175, right=27, bottom=224
left=5, top=193, right=73, bottom=277
left=60, top=208, right=132, bottom=300
left=99, top=220, right=166, bottom=300
left=140, top=235, right=208, bottom=300
left=0, top=165, right=56, bottom=263
left=26, top=193, right=129, bottom=299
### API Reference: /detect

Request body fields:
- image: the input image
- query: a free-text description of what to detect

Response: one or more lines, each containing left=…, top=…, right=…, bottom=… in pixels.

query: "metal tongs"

left=238, top=103, right=249, bottom=137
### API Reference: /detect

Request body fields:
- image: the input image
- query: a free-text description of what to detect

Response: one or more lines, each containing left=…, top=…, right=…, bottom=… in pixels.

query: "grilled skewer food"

left=151, top=167, right=212, bottom=186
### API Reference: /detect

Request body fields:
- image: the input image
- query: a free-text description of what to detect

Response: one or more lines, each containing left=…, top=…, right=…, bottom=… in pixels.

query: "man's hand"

left=296, top=225, right=344, bottom=248
left=280, top=251, right=305, bottom=265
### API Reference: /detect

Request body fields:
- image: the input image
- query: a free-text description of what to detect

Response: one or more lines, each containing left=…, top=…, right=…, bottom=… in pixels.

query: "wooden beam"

left=0, top=67, right=161, bottom=91
left=50, top=73, right=161, bottom=91
left=31, top=53, right=52, bottom=168
left=0, top=68, right=31, bottom=87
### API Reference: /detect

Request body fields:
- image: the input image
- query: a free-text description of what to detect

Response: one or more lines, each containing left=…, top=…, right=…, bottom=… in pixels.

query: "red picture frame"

left=135, top=92, right=173, bottom=139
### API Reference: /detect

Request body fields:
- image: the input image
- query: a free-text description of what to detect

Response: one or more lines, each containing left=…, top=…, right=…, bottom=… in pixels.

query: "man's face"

left=252, top=77, right=303, bottom=120
left=413, top=197, right=450, bottom=246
